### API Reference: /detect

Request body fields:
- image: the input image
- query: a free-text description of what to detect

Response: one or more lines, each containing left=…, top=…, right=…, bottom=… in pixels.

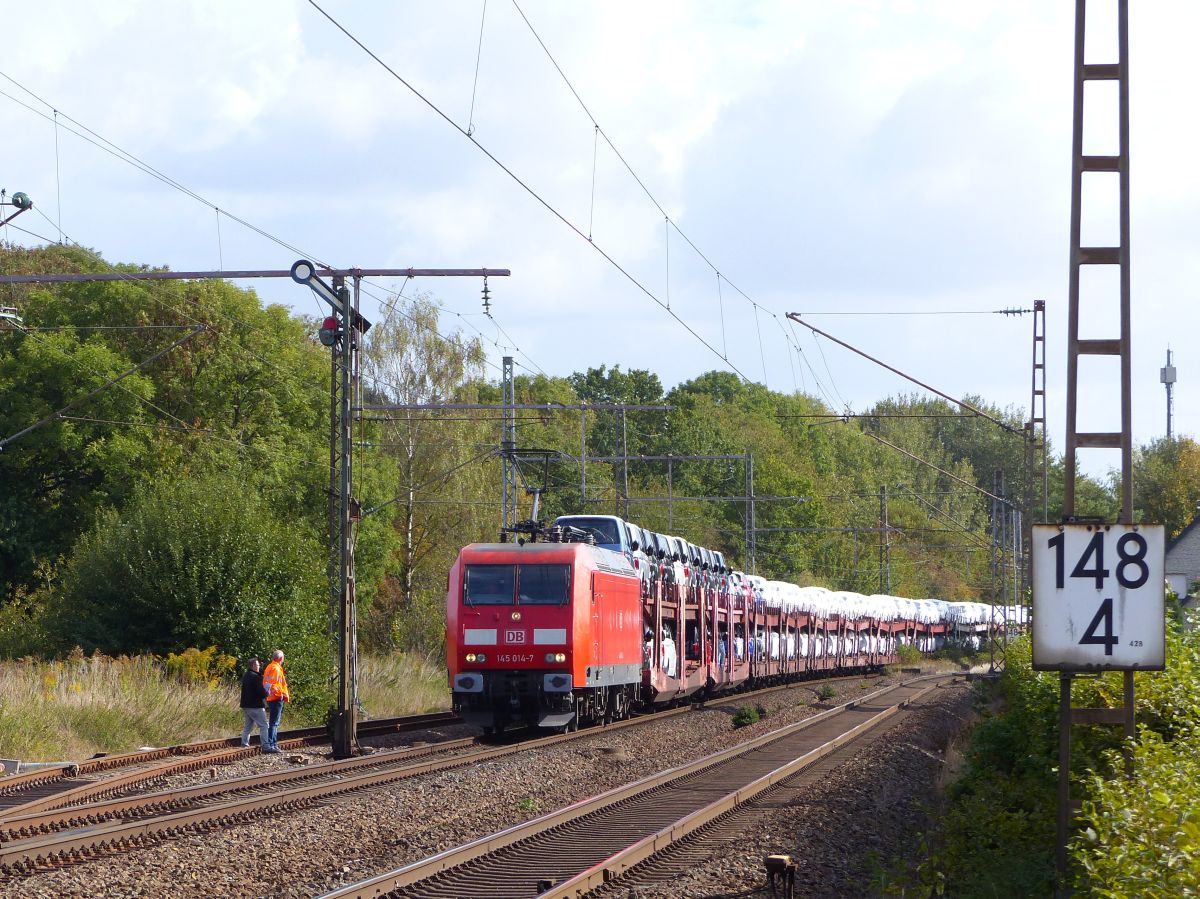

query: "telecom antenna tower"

left=1161, top=348, right=1176, bottom=438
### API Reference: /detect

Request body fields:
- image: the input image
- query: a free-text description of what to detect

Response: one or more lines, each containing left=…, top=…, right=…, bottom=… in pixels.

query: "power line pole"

left=501, top=357, right=518, bottom=531
left=668, top=456, right=674, bottom=531
left=747, top=454, right=756, bottom=575
left=878, top=486, right=890, bottom=593
left=580, top=409, right=587, bottom=504
left=1031, top=299, right=1048, bottom=521
left=1048, top=2, right=1157, bottom=888
left=993, top=469, right=1008, bottom=671
left=1025, top=299, right=1048, bottom=603
left=336, top=273, right=359, bottom=762
left=291, top=262, right=509, bottom=760
left=620, top=408, right=630, bottom=519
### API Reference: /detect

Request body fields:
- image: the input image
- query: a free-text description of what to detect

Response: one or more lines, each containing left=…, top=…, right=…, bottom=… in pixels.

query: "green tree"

left=1135, top=437, right=1200, bottom=537
left=0, top=327, right=155, bottom=596
left=0, top=244, right=333, bottom=601
left=567, top=364, right=665, bottom=459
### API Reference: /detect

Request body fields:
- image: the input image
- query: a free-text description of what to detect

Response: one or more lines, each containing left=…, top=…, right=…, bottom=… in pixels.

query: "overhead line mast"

left=287, top=261, right=508, bottom=760
left=1035, top=2, right=1163, bottom=890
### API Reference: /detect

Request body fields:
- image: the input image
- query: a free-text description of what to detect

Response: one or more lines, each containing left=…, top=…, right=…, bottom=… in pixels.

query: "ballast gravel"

left=3, top=672, right=977, bottom=899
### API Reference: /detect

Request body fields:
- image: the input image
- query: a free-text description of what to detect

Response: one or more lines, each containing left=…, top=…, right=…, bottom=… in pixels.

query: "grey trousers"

left=241, top=707, right=268, bottom=746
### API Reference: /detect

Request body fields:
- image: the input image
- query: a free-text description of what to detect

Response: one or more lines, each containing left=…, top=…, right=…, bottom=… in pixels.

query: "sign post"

left=1033, top=522, right=1164, bottom=889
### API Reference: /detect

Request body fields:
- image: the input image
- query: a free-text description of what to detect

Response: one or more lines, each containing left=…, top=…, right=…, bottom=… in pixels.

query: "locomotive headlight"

left=475, top=653, right=487, bottom=663
left=543, top=652, right=566, bottom=663
left=466, top=653, right=477, bottom=662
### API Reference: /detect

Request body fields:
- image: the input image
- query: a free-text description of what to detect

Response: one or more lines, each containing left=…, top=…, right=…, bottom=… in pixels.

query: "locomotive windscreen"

left=464, top=565, right=515, bottom=604
left=518, top=565, right=571, bottom=605
left=463, top=564, right=571, bottom=605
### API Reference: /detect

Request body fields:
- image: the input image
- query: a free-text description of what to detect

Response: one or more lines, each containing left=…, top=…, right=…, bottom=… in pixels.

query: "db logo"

left=504, top=629, right=527, bottom=644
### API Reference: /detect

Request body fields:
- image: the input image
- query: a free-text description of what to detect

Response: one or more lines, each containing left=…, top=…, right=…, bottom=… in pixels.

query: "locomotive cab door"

left=590, top=573, right=602, bottom=671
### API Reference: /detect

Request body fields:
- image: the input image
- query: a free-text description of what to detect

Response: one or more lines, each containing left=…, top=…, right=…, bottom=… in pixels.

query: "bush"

left=390, top=587, right=449, bottom=660
left=896, top=643, right=923, bottom=665
left=732, top=705, right=760, bottom=728
left=817, top=685, right=836, bottom=702
left=163, top=646, right=237, bottom=686
left=1071, top=612, right=1200, bottom=895
left=357, top=652, right=448, bottom=718
left=899, top=615, right=1200, bottom=896
left=900, top=637, right=1059, bottom=896
left=931, top=641, right=979, bottom=666
left=1075, top=726, right=1200, bottom=897
left=0, top=588, right=53, bottom=659
left=0, top=651, right=241, bottom=760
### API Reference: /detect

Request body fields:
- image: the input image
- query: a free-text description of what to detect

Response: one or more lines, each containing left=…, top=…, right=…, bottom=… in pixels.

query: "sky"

left=3, top=1, right=1197, bottom=483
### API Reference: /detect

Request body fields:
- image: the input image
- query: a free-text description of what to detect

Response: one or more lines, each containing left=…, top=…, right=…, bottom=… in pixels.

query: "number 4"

left=1079, top=597, right=1118, bottom=656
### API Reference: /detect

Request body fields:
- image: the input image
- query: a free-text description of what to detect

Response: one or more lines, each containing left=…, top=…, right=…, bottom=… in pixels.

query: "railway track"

left=317, top=674, right=953, bottom=899
left=0, top=672, right=899, bottom=885
left=0, top=711, right=460, bottom=822
left=0, top=680, right=772, bottom=871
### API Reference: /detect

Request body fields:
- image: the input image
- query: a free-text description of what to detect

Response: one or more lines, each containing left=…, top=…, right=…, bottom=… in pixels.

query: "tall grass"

left=0, top=651, right=241, bottom=762
left=357, top=652, right=449, bottom=719
left=0, top=650, right=450, bottom=764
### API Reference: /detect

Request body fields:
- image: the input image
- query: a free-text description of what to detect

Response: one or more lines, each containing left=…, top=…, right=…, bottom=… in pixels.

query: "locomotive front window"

left=464, top=565, right=516, bottom=605
left=518, top=564, right=571, bottom=605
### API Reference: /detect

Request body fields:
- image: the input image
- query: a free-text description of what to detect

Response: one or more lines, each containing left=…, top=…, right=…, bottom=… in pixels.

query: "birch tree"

left=360, top=293, right=491, bottom=652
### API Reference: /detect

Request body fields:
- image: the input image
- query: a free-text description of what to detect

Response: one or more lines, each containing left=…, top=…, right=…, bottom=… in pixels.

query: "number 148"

left=1046, top=531, right=1149, bottom=590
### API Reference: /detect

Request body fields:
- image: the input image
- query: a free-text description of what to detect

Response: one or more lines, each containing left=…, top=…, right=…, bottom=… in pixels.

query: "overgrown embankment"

left=0, top=649, right=448, bottom=763
left=891, top=612, right=1200, bottom=897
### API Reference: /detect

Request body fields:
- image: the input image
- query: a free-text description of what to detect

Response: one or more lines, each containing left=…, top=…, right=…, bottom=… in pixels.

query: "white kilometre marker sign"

left=1032, top=524, right=1165, bottom=671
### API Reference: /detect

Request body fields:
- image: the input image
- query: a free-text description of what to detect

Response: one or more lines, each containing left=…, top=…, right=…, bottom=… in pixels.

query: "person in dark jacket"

left=239, top=658, right=269, bottom=749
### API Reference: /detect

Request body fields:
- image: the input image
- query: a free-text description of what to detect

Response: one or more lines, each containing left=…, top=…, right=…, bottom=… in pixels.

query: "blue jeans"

left=266, top=699, right=285, bottom=748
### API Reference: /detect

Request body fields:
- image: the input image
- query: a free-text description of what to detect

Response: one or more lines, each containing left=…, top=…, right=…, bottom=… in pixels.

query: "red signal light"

left=318, top=315, right=341, bottom=347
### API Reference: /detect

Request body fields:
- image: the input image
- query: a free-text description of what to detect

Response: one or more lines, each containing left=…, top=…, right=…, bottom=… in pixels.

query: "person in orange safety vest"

left=262, top=650, right=290, bottom=753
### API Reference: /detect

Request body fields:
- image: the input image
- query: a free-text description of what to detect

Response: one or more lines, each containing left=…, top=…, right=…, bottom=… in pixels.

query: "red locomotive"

left=447, top=537, right=643, bottom=733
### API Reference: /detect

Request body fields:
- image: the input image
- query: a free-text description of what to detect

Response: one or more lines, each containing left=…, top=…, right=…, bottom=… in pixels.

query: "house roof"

left=1167, top=514, right=1200, bottom=556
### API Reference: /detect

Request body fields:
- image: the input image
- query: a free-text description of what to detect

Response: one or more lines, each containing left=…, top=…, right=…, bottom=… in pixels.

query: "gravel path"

left=3, top=673, right=974, bottom=899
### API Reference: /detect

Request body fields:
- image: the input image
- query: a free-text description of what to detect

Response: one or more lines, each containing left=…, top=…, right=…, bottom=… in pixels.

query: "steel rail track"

left=0, top=671, right=898, bottom=880
left=0, top=734, right=481, bottom=842
left=581, top=694, right=938, bottom=895
left=317, top=675, right=953, bottom=899
left=0, top=685, right=738, bottom=866
left=0, top=711, right=460, bottom=821
left=544, top=680, right=951, bottom=899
